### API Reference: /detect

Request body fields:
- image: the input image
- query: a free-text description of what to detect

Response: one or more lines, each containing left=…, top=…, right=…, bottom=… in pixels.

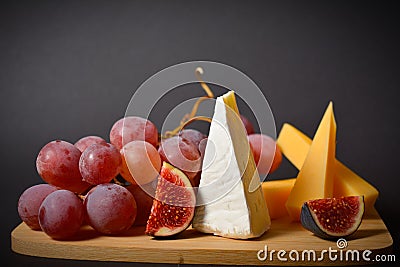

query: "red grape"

left=178, top=129, right=206, bottom=147
left=126, top=184, right=154, bottom=226
left=193, top=138, right=209, bottom=187
left=74, top=136, right=106, bottom=152
left=110, top=116, right=158, bottom=150
left=79, top=143, right=121, bottom=185
left=84, top=183, right=137, bottom=234
left=120, top=141, right=161, bottom=185
left=248, top=134, right=282, bottom=175
left=18, top=184, right=58, bottom=230
left=38, top=190, right=84, bottom=240
left=198, top=137, right=208, bottom=158
left=158, top=136, right=201, bottom=184
left=240, top=115, right=255, bottom=135
left=36, top=140, right=90, bottom=193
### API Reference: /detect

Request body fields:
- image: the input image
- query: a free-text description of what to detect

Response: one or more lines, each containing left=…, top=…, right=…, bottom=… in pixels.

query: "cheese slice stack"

left=193, top=91, right=271, bottom=239
left=277, top=123, right=378, bottom=213
left=285, top=102, right=336, bottom=221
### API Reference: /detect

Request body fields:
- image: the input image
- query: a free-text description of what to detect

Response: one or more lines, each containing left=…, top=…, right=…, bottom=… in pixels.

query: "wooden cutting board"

left=11, top=209, right=393, bottom=265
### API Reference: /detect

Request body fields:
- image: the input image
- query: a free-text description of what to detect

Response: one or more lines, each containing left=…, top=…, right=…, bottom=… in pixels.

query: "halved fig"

left=300, top=196, right=364, bottom=239
left=145, top=162, right=196, bottom=237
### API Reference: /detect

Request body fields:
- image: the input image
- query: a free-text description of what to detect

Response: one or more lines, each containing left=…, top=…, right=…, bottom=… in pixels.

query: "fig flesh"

left=145, top=162, right=196, bottom=237
left=300, top=196, right=364, bottom=239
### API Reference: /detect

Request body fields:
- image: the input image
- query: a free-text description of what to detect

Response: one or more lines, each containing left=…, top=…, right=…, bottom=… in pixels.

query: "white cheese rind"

left=193, top=94, right=271, bottom=239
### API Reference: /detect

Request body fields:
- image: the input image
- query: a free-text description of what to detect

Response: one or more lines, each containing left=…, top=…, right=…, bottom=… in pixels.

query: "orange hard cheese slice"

left=262, top=178, right=295, bottom=219
left=285, top=102, right=336, bottom=221
left=277, top=123, right=378, bottom=214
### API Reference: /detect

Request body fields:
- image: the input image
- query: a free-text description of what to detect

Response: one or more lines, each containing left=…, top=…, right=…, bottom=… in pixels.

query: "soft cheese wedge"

left=193, top=91, right=271, bottom=239
left=285, top=102, right=336, bottom=221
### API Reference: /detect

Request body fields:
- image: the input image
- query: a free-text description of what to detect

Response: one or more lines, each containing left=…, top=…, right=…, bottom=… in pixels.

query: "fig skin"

left=301, top=203, right=334, bottom=239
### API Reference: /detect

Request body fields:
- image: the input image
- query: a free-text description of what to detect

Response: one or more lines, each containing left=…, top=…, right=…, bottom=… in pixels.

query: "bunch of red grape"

left=17, top=114, right=281, bottom=240
left=18, top=116, right=160, bottom=239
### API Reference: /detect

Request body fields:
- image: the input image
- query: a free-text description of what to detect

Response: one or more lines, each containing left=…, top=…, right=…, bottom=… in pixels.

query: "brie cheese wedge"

left=193, top=91, right=271, bottom=239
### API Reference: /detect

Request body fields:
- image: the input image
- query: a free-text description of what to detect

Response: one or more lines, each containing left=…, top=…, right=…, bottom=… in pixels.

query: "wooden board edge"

left=11, top=225, right=394, bottom=266
left=11, top=208, right=394, bottom=266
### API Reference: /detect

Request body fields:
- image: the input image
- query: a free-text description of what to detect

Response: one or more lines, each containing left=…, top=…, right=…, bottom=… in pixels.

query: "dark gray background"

left=1, top=1, right=399, bottom=266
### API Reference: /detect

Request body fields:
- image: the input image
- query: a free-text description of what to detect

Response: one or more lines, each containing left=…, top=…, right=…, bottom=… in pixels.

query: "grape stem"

left=163, top=67, right=214, bottom=138
left=195, top=67, right=214, bottom=99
